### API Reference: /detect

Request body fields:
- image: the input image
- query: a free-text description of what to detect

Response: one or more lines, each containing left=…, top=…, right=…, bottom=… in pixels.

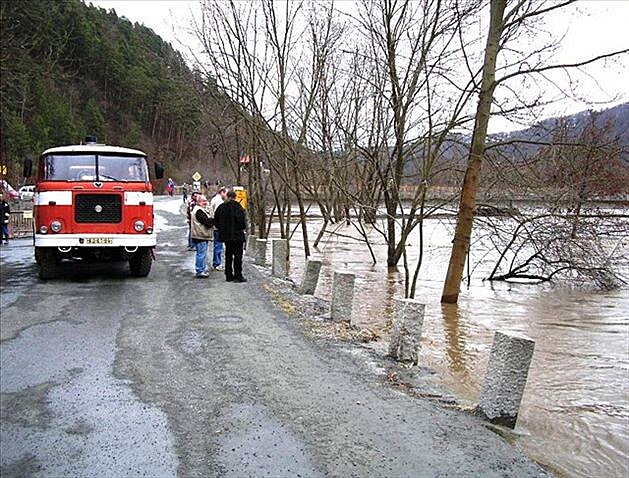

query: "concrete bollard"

left=477, top=331, right=535, bottom=428
left=331, top=271, right=355, bottom=322
left=271, top=239, right=289, bottom=278
left=254, top=238, right=267, bottom=266
left=300, top=259, right=322, bottom=295
left=388, top=299, right=425, bottom=365
left=245, top=234, right=257, bottom=257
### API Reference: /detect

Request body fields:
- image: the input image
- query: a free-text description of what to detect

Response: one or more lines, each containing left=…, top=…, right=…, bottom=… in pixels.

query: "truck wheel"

left=129, top=248, right=152, bottom=277
left=37, top=248, right=58, bottom=280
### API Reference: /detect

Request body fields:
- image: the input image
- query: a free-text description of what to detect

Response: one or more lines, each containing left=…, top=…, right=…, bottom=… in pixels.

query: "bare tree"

left=336, top=0, right=488, bottom=298
left=441, top=0, right=506, bottom=303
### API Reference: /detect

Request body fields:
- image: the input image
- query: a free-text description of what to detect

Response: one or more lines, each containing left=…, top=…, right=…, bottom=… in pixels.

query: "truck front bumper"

left=34, top=233, right=157, bottom=248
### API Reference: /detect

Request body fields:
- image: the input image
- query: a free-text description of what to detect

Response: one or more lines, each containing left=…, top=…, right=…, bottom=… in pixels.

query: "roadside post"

left=477, top=331, right=535, bottom=428
left=300, top=259, right=322, bottom=295
left=254, top=238, right=267, bottom=266
left=388, top=299, right=425, bottom=365
left=271, top=239, right=289, bottom=278
left=245, top=234, right=257, bottom=257
left=331, top=271, right=355, bottom=322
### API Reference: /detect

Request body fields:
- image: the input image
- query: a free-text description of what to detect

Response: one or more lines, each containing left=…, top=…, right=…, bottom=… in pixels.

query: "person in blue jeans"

left=0, top=192, right=10, bottom=244
left=190, top=195, right=214, bottom=278
left=209, top=186, right=227, bottom=269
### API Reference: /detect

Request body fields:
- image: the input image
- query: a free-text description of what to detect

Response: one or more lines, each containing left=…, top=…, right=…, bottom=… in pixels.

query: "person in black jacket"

left=0, top=192, right=10, bottom=244
left=213, top=190, right=247, bottom=282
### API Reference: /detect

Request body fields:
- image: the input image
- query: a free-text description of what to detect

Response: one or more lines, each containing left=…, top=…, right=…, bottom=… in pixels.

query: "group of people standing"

left=186, top=186, right=247, bottom=282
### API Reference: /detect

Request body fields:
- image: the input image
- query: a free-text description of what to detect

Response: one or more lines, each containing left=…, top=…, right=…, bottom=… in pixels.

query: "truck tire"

left=129, top=247, right=152, bottom=277
left=37, top=248, right=58, bottom=280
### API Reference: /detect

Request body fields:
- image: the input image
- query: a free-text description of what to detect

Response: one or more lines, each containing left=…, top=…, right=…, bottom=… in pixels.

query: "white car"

left=19, top=185, right=35, bottom=201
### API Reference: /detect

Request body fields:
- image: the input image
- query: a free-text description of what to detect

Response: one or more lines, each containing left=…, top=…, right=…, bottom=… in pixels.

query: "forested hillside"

left=0, top=0, right=233, bottom=184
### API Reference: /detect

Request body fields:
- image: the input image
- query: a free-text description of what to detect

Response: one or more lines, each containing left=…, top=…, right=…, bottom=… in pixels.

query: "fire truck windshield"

left=41, top=154, right=149, bottom=182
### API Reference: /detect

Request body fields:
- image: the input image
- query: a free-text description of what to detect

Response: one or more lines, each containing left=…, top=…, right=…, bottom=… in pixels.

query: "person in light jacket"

left=186, top=191, right=199, bottom=250
left=190, top=194, right=213, bottom=278
left=209, top=186, right=227, bottom=270
left=213, top=190, right=247, bottom=282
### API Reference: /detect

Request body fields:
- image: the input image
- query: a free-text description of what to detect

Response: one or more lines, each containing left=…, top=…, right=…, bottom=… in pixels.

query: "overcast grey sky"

left=90, top=0, right=628, bottom=131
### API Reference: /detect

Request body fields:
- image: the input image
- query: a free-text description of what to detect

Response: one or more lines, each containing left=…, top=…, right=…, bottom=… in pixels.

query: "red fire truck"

left=24, top=138, right=164, bottom=279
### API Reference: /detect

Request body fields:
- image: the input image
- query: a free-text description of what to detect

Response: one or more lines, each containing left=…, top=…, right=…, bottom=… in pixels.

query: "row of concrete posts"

left=246, top=236, right=535, bottom=428
left=246, top=235, right=290, bottom=279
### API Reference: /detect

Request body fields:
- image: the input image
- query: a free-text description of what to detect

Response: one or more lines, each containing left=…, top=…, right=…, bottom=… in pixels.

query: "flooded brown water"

left=266, top=214, right=629, bottom=478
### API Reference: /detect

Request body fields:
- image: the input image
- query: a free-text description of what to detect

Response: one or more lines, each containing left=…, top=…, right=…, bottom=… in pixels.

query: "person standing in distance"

left=209, top=186, right=227, bottom=270
left=190, top=194, right=214, bottom=278
left=213, top=190, right=247, bottom=282
left=0, top=192, right=10, bottom=244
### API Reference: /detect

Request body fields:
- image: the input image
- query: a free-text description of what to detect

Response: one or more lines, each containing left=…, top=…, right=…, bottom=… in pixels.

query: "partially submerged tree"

left=441, top=0, right=507, bottom=303
left=350, top=0, right=478, bottom=269
left=442, top=0, right=628, bottom=303
left=479, top=210, right=627, bottom=289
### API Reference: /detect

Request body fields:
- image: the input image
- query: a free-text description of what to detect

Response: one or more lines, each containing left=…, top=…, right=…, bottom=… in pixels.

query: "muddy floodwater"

left=264, top=212, right=628, bottom=478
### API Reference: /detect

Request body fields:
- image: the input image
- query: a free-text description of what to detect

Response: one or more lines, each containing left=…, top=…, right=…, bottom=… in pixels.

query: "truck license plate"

left=85, top=238, right=113, bottom=245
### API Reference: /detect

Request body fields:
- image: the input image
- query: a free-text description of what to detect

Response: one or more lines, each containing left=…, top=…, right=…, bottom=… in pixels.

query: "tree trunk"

left=270, top=174, right=285, bottom=238
left=441, top=0, right=506, bottom=304
left=385, top=190, right=397, bottom=267
left=247, top=152, right=256, bottom=236
left=151, top=106, right=159, bottom=139
left=295, top=188, right=311, bottom=258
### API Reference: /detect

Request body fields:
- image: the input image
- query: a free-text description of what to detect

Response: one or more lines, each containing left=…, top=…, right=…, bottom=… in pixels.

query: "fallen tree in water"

left=477, top=209, right=628, bottom=289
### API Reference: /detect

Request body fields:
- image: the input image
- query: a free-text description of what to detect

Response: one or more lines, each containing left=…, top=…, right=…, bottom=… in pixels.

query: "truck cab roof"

left=42, top=144, right=146, bottom=156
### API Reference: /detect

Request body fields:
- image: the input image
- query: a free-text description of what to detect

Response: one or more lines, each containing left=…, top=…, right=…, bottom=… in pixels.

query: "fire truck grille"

left=75, top=194, right=122, bottom=223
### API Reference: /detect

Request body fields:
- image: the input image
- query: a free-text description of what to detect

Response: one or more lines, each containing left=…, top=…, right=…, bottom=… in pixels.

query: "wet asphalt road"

left=0, top=198, right=549, bottom=477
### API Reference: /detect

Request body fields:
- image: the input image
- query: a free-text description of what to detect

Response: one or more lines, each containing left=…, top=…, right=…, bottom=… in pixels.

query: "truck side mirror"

left=23, top=158, right=33, bottom=178
left=154, top=162, right=164, bottom=179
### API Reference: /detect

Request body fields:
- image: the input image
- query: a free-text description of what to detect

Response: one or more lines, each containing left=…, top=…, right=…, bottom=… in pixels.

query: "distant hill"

left=402, top=103, right=629, bottom=188
left=489, top=102, right=629, bottom=152
left=0, top=0, right=238, bottom=185
left=482, top=103, right=629, bottom=197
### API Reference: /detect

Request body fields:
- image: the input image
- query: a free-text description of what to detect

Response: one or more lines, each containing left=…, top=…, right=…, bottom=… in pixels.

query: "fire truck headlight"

left=39, top=225, right=48, bottom=234
left=50, top=221, right=62, bottom=233
left=134, top=220, right=145, bottom=232
left=146, top=227, right=153, bottom=234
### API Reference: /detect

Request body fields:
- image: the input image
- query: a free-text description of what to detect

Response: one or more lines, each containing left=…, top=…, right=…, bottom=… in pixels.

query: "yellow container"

left=233, top=186, right=247, bottom=210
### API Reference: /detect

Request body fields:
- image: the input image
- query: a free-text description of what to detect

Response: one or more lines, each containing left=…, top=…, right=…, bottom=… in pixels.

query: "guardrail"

left=9, top=210, right=33, bottom=238
left=8, top=200, right=34, bottom=238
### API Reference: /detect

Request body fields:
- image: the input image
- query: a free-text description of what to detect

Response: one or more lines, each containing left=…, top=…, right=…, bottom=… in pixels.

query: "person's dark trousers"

left=224, top=240, right=244, bottom=280
left=1, top=224, right=8, bottom=243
